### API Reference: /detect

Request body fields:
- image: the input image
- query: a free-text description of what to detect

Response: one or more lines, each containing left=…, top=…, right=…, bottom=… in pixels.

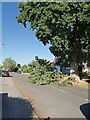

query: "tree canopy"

left=3, top=57, right=16, bottom=71
left=16, top=2, right=90, bottom=66
left=21, top=64, right=28, bottom=73
left=17, top=64, right=21, bottom=68
left=0, top=65, right=3, bottom=70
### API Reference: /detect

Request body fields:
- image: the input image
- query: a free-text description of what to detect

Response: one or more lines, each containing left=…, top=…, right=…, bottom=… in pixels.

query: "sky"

left=1, top=2, right=55, bottom=65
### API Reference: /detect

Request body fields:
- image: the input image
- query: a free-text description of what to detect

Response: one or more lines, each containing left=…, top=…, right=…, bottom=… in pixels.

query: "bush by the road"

left=28, top=60, right=63, bottom=85
left=28, top=60, right=81, bottom=86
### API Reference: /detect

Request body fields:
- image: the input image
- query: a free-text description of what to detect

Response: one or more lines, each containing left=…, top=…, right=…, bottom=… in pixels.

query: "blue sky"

left=1, top=2, right=55, bottom=65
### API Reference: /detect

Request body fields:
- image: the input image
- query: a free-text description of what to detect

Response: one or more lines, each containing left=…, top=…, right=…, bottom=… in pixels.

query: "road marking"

left=52, top=86, right=89, bottom=102
left=51, top=86, right=68, bottom=94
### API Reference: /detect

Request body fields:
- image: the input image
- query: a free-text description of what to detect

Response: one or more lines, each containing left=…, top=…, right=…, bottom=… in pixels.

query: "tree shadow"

left=85, top=80, right=90, bottom=83
left=80, top=103, right=90, bottom=120
left=1, top=75, right=12, bottom=77
left=0, top=93, right=34, bottom=119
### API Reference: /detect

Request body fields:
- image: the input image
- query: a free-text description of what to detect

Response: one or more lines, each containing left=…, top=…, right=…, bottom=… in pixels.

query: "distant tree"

left=0, top=65, right=3, bottom=70
left=17, top=64, right=21, bottom=68
left=16, top=2, right=90, bottom=73
left=27, top=63, right=31, bottom=67
left=3, top=58, right=16, bottom=71
left=21, top=65, right=28, bottom=73
left=14, top=67, right=18, bottom=72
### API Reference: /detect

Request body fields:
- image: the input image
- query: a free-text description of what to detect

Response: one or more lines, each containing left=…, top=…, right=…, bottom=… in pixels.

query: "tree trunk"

left=71, top=60, right=78, bottom=74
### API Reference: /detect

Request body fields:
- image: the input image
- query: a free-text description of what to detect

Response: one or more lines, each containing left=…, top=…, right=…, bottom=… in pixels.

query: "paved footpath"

left=0, top=77, right=38, bottom=119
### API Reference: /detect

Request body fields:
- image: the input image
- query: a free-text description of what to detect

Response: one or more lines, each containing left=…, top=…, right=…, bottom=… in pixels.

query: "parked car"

left=0, top=70, right=10, bottom=77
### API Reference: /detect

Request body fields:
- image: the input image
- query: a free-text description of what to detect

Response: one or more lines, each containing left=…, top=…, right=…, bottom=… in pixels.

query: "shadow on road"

left=80, top=103, right=90, bottom=120
left=85, top=79, right=90, bottom=83
left=1, top=76, right=12, bottom=77
left=0, top=93, right=34, bottom=119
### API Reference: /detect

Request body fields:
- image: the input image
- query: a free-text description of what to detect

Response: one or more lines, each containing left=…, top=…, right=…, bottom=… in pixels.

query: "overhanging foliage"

left=16, top=2, right=90, bottom=65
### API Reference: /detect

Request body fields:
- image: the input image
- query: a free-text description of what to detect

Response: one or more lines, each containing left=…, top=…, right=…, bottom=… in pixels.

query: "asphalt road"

left=10, top=72, right=90, bottom=119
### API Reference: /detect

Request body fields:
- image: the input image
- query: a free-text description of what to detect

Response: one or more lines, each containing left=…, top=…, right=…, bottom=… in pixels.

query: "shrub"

left=21, top=65, right=28, bottom=73
left=28, top=60, right=63, bottom=85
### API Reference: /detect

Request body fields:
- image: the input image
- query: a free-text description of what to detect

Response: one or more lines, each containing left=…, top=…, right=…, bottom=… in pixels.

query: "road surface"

left=10, top=72, right=90, bottom=119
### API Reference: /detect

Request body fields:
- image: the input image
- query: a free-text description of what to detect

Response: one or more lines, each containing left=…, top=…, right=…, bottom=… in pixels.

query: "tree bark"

left=71, top=60, right=78, bottom=74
